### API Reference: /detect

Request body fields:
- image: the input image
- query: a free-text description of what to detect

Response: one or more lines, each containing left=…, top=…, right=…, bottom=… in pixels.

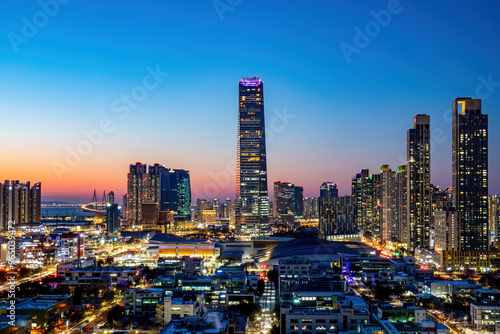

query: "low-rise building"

left=471, top=303, right=500, bottom=331
left=374, top=304, right=426, bottom=323
left=125, top=287, right=164, bottom=319
left=156, top=293, right=204, bottom=325
left=0, top=295, right=72, bottom=330
left=380, top=320, right=450, bottom=334
left=159, top=312, right=229, bottom=334
left=64, top=265, right=142, bottom=287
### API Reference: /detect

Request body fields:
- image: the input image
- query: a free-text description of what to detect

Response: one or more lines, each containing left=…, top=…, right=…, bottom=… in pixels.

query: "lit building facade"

left=395, top=165, right=408, bottom=243
left=351, top=169, right=373, bottom=236
left=236, top=77, right=269, bottom=239
left=489, top=195, right=500, bottom=245
left=452, top=98, right=488, bottom=251
left=126, top=162, right=149, bottom=225
left=434, top=207, right=460, bottom=252
left=380, top=165, right=397, bottom=244
left=0, top=180, right=41, bottom=230
left=407, top=114, right=431, bottom=253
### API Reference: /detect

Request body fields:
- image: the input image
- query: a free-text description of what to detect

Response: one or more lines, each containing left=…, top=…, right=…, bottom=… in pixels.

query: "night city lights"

left=1, top=1, right=500, bottom=334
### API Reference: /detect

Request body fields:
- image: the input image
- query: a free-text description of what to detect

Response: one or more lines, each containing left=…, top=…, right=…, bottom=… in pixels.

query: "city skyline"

left=2, top=1, right=500, bottom=203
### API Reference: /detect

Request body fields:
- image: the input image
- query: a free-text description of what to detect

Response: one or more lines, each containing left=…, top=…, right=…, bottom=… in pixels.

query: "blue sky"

left=1, top=0, right=499, bottom=202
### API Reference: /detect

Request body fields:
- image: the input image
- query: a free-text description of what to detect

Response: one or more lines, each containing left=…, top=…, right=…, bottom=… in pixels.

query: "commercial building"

left=470, top=303, right=500, bottom=331
left=0, top=295, right=72, bottom=330
left=236, top=77, right=269, bottom=240
left=274, top=181, right=303, bottom=221
left=156, top=293, right=205, bottom=325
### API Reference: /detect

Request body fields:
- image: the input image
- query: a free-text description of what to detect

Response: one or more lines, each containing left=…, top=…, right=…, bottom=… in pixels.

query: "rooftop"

left=239, top=77, right=262, bottom=87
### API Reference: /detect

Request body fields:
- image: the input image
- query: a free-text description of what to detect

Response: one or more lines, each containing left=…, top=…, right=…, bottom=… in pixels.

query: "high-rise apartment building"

left=489, top=195, right=500, bottom=245
left=407, top=114, right=431, bottom=253
left=371, top=173, right=382, bottom=240
left=126, top=162, right=150, bottom=226
left=0, top=181, right=41, bottom=230
left=236, top=77, right=269, bottom=239
left=453, top=98, right=488, bottom=251
left=434, top=207, right=460, bottom=252
left=318, top=195, right=356, bottom=240
left=380, top=165, right=397, bottom=244
left=127, top=162, right=191, bottom=225
left=351, top=169, right=373, bottom=236
left=395, top=165, right=408, bottom=243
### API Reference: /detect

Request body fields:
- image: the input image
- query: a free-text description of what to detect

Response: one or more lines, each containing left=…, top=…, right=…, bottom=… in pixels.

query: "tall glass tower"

left=236, top=77, right=269, bottom=239
left=452, top=98, right=488, bottom=251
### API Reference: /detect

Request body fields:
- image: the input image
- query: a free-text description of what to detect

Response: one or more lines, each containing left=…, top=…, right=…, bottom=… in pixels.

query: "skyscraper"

left=407, top=114, right=431, bottom=253
left=154, top=167, right=191, bottom=222
left=452, top=98, right=488, bottom=251
left=236, top=77, right=269, bottom=239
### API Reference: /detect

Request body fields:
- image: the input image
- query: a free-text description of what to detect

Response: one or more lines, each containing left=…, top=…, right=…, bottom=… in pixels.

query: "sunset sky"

left=1, top=1, right=500, bottom=203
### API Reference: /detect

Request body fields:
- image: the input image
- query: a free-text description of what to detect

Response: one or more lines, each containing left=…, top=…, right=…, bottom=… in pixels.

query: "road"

left=64, top=297, right=121, bottom=334
left=247, top=280, right=276, bottom=334
left=0, top=266, right=56, bottom=292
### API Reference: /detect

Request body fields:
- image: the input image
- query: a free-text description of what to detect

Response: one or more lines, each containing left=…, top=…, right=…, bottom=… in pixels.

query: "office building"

left=274, top=181, right=296, bottom=219
left=274, top=181, right=303, bottom=220
left=295, top=186, right=304, bottom=217
left=150, top=164, right=191, bottom=222
left=106, top=202, right=121, bottom=236
left=452, top=98, right=488, bottom=250
left=236, top=77, right=269, bottom=239
left=320, top=182, right=339, bottom=198
left=407, top=114, right=431, bottom=253
left=303, top=197, right=318, bottom=219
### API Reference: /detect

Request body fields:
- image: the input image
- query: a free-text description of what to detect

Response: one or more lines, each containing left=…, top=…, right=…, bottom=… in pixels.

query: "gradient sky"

left=1, top=1, right=500, bottom=203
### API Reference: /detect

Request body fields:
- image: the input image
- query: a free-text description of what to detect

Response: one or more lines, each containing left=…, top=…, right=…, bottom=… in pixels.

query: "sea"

left=41, top=205, right=94, bottom=218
